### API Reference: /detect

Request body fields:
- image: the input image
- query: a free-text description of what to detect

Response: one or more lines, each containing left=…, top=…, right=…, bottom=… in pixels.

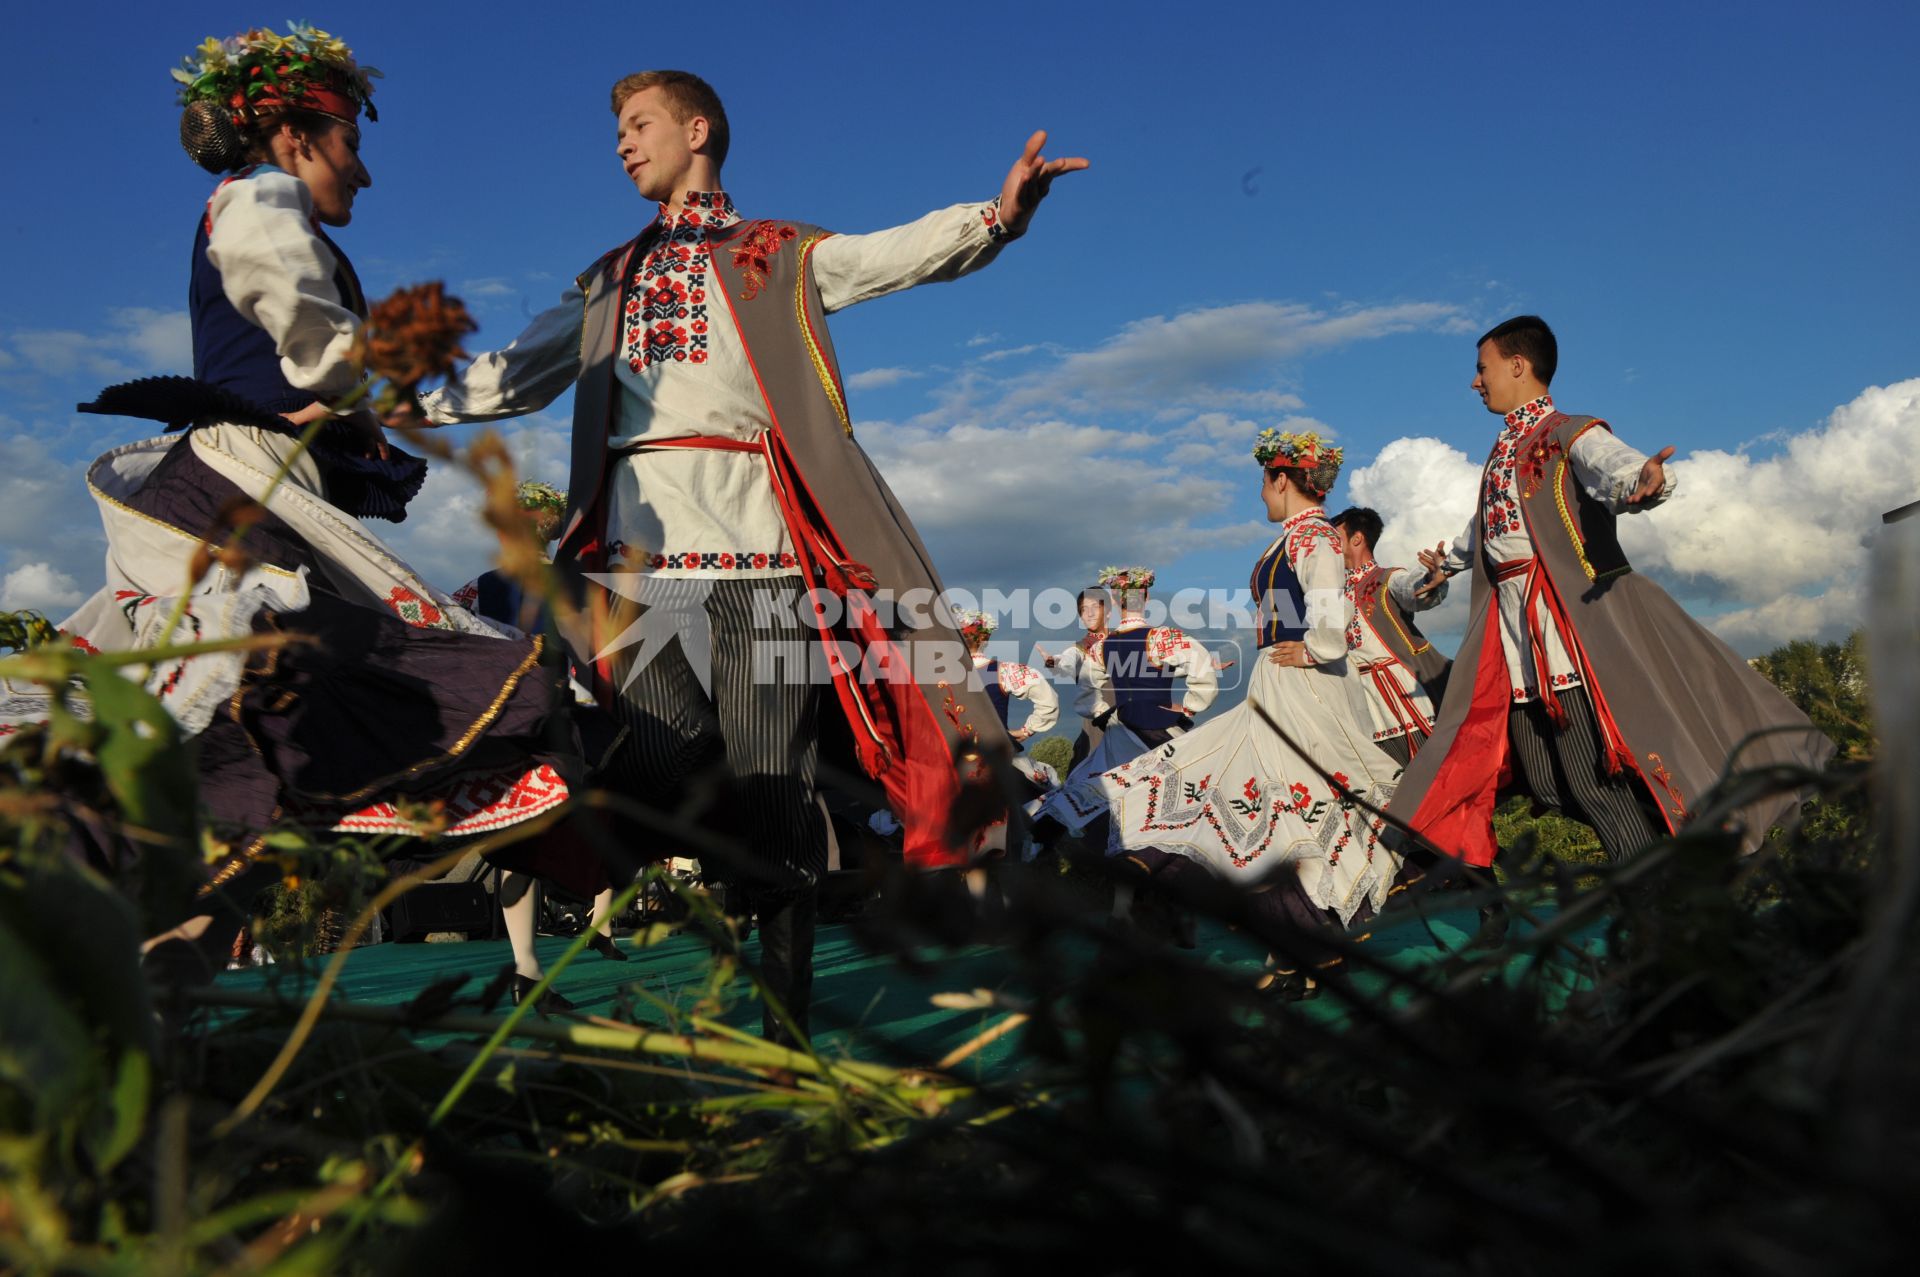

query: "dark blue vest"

left=1251, top=532, right=1310, bottom=649
left=980, top=659, right=1012, bottom=726
left=1102, top=626, right=1185, bottom=733
left=190, top=167, right=365, bottom=415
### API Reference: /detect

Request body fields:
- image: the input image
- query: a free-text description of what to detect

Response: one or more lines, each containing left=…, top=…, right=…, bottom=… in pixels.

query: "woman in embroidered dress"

left=1031, top=567, right=1219, bottom=849
left=1094, top=431, right=1405, bottom=998
left=38, top=25, right=611, bottom=1002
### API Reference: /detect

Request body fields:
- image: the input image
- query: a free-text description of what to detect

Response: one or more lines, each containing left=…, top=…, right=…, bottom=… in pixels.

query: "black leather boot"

left=754, top=888, right=818, bottom=1047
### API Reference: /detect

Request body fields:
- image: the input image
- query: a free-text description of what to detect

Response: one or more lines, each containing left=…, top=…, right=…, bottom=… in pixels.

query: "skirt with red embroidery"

left=72, top=431, right=612, bottom=900
left=1095, top=658, right=1403, bottom=925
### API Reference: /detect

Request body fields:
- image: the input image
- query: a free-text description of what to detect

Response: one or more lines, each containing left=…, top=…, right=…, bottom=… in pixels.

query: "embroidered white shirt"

left=421, top=191, right=1011, bottom=578
left=1441, top=394, right=1675, bottom=702
left=1050, top=631, right=1113, bottom=721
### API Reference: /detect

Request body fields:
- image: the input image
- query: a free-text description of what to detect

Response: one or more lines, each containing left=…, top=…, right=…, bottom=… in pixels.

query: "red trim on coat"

left=1402, top=612, right=1511, bottom=867
left=705, top=262, right=971, bottom=869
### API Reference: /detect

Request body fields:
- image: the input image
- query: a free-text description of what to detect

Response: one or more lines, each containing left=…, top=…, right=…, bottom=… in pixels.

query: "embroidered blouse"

left=1050, top=630, right=1113, bottom=721
left=1250, top=507, right=1350, bottom=666
left=421, top=190, right=1012, bottom=578
left=971, top=651, right=1060, bottom=734
left=1440, top=394, right=1675, bottom=702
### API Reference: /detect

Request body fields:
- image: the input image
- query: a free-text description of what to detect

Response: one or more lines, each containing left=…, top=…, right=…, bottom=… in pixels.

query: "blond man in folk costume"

left=1386, top=316, right=1833, bottom=870
left=423, top=70, right=1086, bottom=1039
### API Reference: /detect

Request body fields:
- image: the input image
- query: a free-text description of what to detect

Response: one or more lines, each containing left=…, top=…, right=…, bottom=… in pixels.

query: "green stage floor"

left=215, top=895, right=1605, bottom=1081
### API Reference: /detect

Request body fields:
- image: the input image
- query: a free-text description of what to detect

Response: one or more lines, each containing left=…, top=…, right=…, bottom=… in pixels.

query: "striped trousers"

left=1507, top=687, right=1663, bottom=863
left=601, top=575, right=826, bottom=888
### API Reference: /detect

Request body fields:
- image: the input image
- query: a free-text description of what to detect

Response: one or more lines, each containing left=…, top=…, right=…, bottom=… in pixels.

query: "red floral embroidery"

left=1520, top=430, right=1565, bottom=499
left=624, top=193, right=735, bottom=372
left=730, top=221, right=799, bottom=300
left=644, top=549, right=798, bottom=572
left=1482, top=395, right=1552, bottom=542
left=1288, top=781, right=1312, bottom=812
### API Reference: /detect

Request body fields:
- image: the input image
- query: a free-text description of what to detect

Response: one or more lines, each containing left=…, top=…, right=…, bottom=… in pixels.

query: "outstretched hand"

left=1629, top=446, right=1676, bottom=505
left=999, top=131, right=1089, bottom=236
left=1415, top=542, right=1451, bottom=596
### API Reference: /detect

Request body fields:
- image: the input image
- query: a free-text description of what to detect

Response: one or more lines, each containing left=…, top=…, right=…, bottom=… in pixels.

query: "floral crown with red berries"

left=176, top=23, right=380, bottom=125
left=1254, top=428, right=1343, bottom=497
left=953, top=608, right=997, bottom=646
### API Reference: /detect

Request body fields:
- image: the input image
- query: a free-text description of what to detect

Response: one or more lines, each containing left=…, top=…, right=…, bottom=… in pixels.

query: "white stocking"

left=500, top=873, right=542, bottom=979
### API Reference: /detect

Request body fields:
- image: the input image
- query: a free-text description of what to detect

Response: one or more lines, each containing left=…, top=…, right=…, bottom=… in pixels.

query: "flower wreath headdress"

left=1253, top=428, right=1343, bottom=498
left=1096, top=566, right=1155, bottom=593
left=952, top=608, right=997, bottom=646
left=174, top=23, right=382, bottom=172
left=516, top=481, right=567, bottom=515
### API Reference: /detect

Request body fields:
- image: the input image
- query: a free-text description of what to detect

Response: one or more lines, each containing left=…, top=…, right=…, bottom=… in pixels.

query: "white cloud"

left=377, top=414, right=573, bottom=589
left=861, top=417, right=1250, bottom=590
left=459, top=277, right=518, bottom=299
left=1345, top=436, right=1483, bottom=640
left=846, top=366, right=922, bottom=391
left=1, top=562, right=84, bottom=613
left=5, top=308, right=192, bottom=381
left=112, top=308, right=192, bottom=372
left=998, top=300, right=1468, bottom=417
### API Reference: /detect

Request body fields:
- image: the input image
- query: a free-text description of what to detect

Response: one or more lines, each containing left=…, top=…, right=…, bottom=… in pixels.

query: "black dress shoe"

left=511, top=974, right=577, bottom=1018
left=586, top=931, right=628, bottom=962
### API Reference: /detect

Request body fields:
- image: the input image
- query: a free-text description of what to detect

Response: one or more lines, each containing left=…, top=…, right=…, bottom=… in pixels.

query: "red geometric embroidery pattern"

left=1285, top=514, right=1339, bottom=570
left=643, top=549, right=798, bottom=572
left=384, top=586, right=444, bottom=628
left=316, top=763, right=571, bottom=837
left=1482, top=395, right=1552, bottom=541
left=625, top=192, right=736, bottom=372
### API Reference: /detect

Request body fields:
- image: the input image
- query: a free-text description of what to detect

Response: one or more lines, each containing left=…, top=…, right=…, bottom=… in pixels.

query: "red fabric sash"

left=1356, top=657, right=1433, bottom=752
left=624, top=433, right=970, bottom=867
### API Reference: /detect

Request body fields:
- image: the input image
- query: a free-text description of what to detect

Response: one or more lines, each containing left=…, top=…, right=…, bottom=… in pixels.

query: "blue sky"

left=3, top=0, right=1917, bottom=692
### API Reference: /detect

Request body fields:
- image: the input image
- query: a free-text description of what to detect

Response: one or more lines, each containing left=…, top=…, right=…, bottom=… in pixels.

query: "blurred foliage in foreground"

left=1, top=610, right=1904, bottom=1275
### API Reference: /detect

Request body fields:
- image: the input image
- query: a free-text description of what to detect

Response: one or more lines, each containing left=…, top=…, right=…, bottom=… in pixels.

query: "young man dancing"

left=1328, top=507, right=1451, bottom=768
left=423, top=72, right=1084, bottom=1040
left=1385, top=316, right=1832, bottom=872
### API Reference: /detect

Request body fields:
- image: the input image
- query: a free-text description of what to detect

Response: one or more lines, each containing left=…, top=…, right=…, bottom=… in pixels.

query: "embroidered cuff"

left=981, top=196, right=1020, bottom=243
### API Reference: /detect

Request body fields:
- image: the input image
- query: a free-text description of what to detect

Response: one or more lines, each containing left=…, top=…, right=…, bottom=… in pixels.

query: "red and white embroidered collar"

left=1502, top=394, right=1554, bottom=434
left=657, top=190, right=740, bottom=232
left=1280, top=505, right=1327, bottom=531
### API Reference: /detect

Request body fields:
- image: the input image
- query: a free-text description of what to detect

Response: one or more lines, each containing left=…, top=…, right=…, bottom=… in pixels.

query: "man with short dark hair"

left=1328, top=506, right=1450, bottom=768
left=424, top=70, right=1086, bottom=1040
left=1385, top=316, right=1833, bottom=870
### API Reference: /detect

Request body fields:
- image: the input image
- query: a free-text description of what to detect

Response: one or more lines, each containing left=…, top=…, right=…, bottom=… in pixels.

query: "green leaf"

left=88, top=1050, right=151, bottom=1174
